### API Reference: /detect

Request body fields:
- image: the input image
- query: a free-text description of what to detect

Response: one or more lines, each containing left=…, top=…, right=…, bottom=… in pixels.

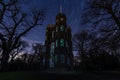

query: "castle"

left=45, top=8, right=73, bottom=69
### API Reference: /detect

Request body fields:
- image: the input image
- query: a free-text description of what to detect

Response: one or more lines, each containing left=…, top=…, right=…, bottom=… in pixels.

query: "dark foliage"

left=71, top=0, right=120, bottom=72
left=0, top=0, right=46, bottom=71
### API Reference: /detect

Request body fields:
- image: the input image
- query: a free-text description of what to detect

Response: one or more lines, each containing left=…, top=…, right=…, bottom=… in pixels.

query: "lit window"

left=60, top=18, right=64, bottom=21
left=60, top=25, right=64, bottom=31
left=50, top=42, right=54, bottom=56
left=56, top=40, right=58, bottom=47
left=50, top=42, right=54, bottom=54
left=60, top=39, right=64, bottom=46
left=55, top=55, right=58, bottom=63
left=52, top=42, right=54, bottom=49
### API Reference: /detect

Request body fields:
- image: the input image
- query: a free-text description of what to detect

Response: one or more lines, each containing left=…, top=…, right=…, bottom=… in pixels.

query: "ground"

left=0, top=71, right=120, bottom=80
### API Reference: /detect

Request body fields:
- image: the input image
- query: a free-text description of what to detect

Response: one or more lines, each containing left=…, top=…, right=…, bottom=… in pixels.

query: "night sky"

left=22, top=0, right=86, bottom=44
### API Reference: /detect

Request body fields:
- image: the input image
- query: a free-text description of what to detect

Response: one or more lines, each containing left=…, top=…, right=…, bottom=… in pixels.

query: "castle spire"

left=60, top=4, right=62, bottom=13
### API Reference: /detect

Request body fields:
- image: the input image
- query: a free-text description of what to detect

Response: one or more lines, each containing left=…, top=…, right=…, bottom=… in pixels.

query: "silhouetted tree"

left=82, top=0, right=120, bottom=30
left=9, top=40, right=28, bottom=64
left=80, top=0, right=120, bottom=71
left=73, top=29, right=120, bottom=71
left=28, top=43, right=44, bottom=70
left=0, top=0, right=46, bottom=71
left=73, top=30, right=93, bottom=71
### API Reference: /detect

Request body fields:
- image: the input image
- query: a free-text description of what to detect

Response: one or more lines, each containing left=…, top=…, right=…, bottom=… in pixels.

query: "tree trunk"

left=1, top=52, right=10, bottom=71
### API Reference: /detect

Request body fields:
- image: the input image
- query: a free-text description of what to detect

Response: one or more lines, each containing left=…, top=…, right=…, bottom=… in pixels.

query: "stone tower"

left=45, top=11, right=73, bottom=69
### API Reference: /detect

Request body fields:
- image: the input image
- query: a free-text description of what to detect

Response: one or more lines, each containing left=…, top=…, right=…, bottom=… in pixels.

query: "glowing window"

left=55, top=55, right=58, bottom=63
left=60, top=25, right=64, bottom=31
left=60, top=18, right=64, bottom=21
left=50, top=42, right=54, bottom=54
left=56, top=40, right=58, bottom=47
left=60, top=39, right=64, bottom=46
left=52, top=42, right=54, bottom=49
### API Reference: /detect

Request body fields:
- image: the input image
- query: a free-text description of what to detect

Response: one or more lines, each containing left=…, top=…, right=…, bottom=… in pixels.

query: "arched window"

left=51, top=42, right=54, bottom=49
left=55, top=55, right=58, bottom=63
left=56, top=40, right=58, bottom=47
left=60, top=18, right=64, bottom=21
left=60, top=39, right=64, bottom=46
left=60, top=25, right=64, bottom=31
left=50, top=42, right=54, bottom=54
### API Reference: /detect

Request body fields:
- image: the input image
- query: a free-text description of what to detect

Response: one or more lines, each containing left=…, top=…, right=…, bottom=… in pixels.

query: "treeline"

left=0, top=41, right=45, bottom=71
left=73, top=30, right=120, bottom=71
left=73, top=0, right=120, bottom=71
left=0, top=0, right=46, bottom=71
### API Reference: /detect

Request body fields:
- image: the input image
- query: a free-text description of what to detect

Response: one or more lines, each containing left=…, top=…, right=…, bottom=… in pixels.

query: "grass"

left=0, top=71, right=78, bottom=80
left=0, top=71, right=35, bottom=80
left=0, top=71, right=120, bottom=80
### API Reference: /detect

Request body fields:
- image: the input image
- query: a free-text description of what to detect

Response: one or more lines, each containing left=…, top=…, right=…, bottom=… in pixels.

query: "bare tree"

left=81, top=0, right=120, bottom=66
left=28, top=43, right=43, bottom=66
left=0, top=0, right=46, bottom=71
left=73, top=30, right=92, bottom=71
left=82, top=0, right=120, bottom=31
left=10, top=40, right=28, bottom=63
